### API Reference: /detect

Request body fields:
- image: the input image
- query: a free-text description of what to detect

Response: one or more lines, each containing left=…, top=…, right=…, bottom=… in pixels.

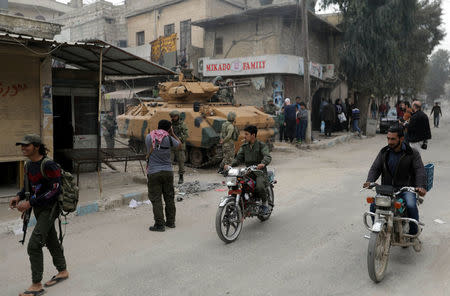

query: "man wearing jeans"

left=351, top=104, right=362, bottom=136
left=364, top=126, right=427, bottom=236
left=297, top=102, right=308, bottom=143
left=430, top=102, right=442, bottom=128
left=145, top=120, right=181, bottom=232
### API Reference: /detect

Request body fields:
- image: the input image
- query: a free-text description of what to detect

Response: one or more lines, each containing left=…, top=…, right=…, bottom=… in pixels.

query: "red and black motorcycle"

left=215, top=166, right=275, bottom=243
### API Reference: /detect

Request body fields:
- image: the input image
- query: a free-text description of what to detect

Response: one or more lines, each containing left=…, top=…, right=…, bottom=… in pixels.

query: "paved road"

left=1, top=116, right=449, bottom=296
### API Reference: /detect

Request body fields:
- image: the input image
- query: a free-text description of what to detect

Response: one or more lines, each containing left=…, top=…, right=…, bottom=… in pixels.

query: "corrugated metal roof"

left=105, top=87, right=151, bottom=100
left=0, top=33, right=176, bottom=76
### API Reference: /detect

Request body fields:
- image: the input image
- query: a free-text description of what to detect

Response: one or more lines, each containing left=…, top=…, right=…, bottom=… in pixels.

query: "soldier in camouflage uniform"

left=170, top=110, right=188, bottom=184
left=102, top=111, right=116, bottom=149
left=219, top=112, right=238, bottom=172
left=264, top=99, right=278, bottom=115
left=225, top=125, right=272, bottom=215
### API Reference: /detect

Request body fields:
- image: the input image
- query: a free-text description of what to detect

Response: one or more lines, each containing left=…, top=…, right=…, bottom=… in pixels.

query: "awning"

left=0, top=33, right=176, bottom=76
left=105, top=87, right=151, bottom=100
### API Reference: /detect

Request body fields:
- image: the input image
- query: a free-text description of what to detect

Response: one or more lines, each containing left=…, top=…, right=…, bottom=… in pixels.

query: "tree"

left=321, top=0, right=444, bottom=97
left=399, top=0, right=445, bottom=98
left=425, top=49, right=450, bottom=100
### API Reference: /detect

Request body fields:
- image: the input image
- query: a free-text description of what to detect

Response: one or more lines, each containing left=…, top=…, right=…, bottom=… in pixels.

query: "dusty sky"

left=57, top=0, right=449, bottom=52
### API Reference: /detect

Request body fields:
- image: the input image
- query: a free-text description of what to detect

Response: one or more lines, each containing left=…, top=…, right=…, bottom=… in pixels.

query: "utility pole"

left=302, top=0, right=312, bottom=144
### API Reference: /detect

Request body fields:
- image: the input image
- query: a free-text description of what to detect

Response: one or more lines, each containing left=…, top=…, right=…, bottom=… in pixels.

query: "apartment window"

left=164, top=23, right=175, bottom=37
left=214, top=37, right=223, bottom=55
left=118, top=40, right=127, bottom=48
left=136, top=31, right=145, bottom=46
left=180, top=19, right=191, bottom=51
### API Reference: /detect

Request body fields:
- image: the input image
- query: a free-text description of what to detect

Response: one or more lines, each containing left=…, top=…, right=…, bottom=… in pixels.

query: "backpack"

left=33, top=158, right=79, bottom=215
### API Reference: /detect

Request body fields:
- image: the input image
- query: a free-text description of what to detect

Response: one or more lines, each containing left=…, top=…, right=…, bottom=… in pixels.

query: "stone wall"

left=0, top=13, right=61, bottom=38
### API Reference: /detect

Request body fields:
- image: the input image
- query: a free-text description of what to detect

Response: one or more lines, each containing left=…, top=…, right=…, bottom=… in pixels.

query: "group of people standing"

left=320, top=98, right=362, bottom=137
left=278, top=97, right=309, bottom=143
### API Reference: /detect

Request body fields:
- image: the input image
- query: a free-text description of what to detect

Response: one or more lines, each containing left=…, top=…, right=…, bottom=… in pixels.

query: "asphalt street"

left=1, top=115, right=449, bottom=296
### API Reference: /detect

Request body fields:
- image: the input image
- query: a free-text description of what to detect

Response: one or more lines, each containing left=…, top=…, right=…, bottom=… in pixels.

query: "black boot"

left=149, top=224, right=165, bottom=232
left=178, top=174, right=184, bottom=184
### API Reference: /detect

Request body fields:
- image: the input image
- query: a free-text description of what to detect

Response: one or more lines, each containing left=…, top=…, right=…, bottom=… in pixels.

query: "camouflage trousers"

left=220, top=141, right=235, bottom=169
left=171, top=149, right=185, bottom=175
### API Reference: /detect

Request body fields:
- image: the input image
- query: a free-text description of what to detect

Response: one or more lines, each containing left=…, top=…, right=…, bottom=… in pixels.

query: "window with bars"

left=164, top=23, right=175, bottom=37
left=136, top=31, right=145, bottom=46
left=180, top=19, right=191, bottom=51
left=214, top=37, right=223, bottom=55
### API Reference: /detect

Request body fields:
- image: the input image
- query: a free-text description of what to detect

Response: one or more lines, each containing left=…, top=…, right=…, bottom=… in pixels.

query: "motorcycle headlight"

left=226, top=177, right=237, bottom=186
left=375, top=195, right=391, bottom=207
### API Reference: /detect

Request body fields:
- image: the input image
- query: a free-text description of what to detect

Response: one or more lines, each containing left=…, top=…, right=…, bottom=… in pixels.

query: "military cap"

left=169, top=110, right=180, bottom=117
left=227, top=112, right=236, bottom=121
left=16, top=134, right=42, bottom=146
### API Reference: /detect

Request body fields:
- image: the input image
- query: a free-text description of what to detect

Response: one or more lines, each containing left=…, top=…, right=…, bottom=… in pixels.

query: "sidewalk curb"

left=0, top=191, right=147, bottom=234
left=298, top=134, right=365, bottom=150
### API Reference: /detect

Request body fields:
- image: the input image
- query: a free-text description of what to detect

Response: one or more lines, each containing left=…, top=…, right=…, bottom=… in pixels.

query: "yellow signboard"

left=151, top=33, right=177, bottom=63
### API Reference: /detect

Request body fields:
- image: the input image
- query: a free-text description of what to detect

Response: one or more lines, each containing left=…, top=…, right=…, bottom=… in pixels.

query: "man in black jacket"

left=364, top=126, right=427, bottom=235
left=406, top=101, right=431, bottom=152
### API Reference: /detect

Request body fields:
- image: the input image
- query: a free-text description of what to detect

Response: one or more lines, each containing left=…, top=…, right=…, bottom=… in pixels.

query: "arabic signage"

left=150, top=33, right=177, bottom=63
left=200, top=55, right=326, bottom=80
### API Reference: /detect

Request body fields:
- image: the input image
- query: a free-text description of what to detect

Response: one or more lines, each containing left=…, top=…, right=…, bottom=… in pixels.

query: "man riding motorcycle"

left=224, top=125, right=272, bottom=214
left=364, top=126, right=427, bottom=236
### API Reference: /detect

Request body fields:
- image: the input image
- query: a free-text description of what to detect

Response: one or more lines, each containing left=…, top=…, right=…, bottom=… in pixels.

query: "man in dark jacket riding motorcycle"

left=363, top=126, right=427, bottom=236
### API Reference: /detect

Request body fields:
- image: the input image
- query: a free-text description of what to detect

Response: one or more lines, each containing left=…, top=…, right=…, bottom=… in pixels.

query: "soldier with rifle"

left=9, top=134, right=68, bottom=296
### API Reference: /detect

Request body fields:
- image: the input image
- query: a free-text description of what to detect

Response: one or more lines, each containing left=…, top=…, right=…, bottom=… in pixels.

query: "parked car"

left=380, top=107, right=398, bottom=133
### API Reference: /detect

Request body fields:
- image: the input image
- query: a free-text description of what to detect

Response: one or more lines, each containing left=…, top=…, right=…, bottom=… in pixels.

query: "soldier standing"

left=219, top=112, right=238, bottom=173
left=224, top=79, right=235, bottom=105
left=102, top=111, right=116, bottom=149
left=170, top=110, right=188, bottom=184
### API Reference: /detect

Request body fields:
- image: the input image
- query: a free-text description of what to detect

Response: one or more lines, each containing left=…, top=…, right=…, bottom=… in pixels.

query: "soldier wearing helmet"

left=219, top=112, right=239, bottom=173
left=169, top=110, right=189, bottom=184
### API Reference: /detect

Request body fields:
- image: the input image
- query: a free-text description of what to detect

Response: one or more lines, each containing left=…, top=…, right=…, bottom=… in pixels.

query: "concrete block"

left=76, top=202, right=99, bottom=216
left=121, top=192, right=146, bottom=205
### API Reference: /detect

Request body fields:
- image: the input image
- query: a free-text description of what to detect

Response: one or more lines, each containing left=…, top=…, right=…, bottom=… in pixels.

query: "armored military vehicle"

left=117, top=78, right=275, bottom=167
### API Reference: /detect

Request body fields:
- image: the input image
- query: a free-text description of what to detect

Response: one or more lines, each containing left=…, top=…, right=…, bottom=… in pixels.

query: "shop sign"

left=200, top=55, right=304, bottom=77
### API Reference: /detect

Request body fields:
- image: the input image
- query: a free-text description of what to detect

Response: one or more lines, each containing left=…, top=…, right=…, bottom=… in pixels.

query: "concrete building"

left=125, top=0, right=246, bottom=69
left=54, top=0, right=127, bottom=47
left=1, top=0, right=73, bottom=21
left=194, top=3, right=347, bottom=131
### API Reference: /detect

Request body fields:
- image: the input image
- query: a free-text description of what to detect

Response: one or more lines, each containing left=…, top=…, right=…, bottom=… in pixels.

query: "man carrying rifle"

left=9, top=134, right=68, bottom=296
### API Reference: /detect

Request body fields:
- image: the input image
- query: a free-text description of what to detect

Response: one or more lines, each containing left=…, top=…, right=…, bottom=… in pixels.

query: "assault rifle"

left=19, top=162, right=32, bottom=245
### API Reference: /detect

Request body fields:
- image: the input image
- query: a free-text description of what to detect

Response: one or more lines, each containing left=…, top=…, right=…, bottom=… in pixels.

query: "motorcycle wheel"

left=367, top=226, right=391, bottom=283
left=258, top=186, right=275, bottom=222
left=215, top=200, right=243, bottom=244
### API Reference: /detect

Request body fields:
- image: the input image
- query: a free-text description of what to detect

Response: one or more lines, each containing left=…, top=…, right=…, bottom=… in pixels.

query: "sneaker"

left=165, top=222, right=176, bottom=228
left=178, top=174, right=184, bottom=184
left=149, top=224, right=165, bottom=232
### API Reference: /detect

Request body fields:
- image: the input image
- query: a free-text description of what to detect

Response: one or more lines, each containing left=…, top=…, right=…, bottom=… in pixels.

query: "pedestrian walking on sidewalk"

left=284, top=98, right=297, bottom=143
left=322, top=99, right=335, bottom=137
left=430, top=102, right=442, bottom=128
left=351, top=104, right=362, bottom=137
left=170, top=110, right=188, bottom=184
left=9, top=134, right=69, bottom=296
left=145, top=120, right=181, bottom=232
left=297, top=102, right=308, bottom=143
left=405, top=101, right=431, bottom=154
